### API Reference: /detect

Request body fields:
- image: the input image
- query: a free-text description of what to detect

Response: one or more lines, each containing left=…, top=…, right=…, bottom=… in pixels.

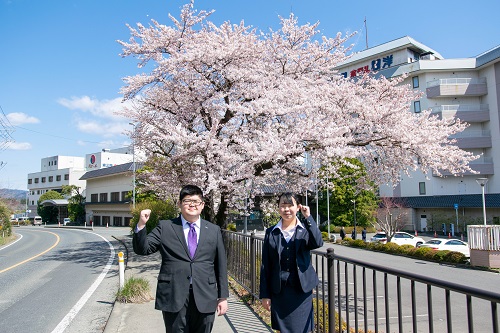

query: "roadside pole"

left=118, top=252, right=125, bottom=288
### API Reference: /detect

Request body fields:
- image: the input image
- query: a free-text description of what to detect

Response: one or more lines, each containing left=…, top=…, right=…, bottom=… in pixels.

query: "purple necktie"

left=188, top=223, right=197, bottom=258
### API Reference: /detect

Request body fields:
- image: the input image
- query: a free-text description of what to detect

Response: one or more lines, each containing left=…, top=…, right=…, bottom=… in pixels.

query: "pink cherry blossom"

left=117, top=3, right=477, bottom=226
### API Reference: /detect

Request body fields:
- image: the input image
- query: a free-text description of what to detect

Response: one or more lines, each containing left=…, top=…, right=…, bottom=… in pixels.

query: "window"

left=113, top=216, right=122, bottom=226
left=64, top=174, right=69, bottom=180
left=56, top=175, right=61, bottom=181
left=412, top=76, right=419, bottom=88
left=49, top=176, right=53, bottom=182
left=41, top=177, right=46, bottom=183
left=414, top=101, right=421, bottom=113
left=54, top=160, right=57, bottom=165
left=100, top=193, right=108, bottom=202
left=34, top=178, right=39, bottom=183
left=111, top=192, right=120, bottom=202
left=419, top=182, right=426, bottom=195
left=121, top=191, right=130, bottom=201
left=91, top=194, right=98, bottom=202
left=28, top=179, right=32, bottom=184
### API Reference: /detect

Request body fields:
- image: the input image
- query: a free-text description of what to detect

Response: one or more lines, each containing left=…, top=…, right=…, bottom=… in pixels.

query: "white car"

left=370, top=231, right=424, bottom=247
left=418, top=238, right=470, bottom=257
left=63, top=218, right=71, bottom=226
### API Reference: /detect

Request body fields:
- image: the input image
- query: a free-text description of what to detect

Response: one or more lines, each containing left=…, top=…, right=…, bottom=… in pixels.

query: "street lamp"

left=129, top=122, right=136, bottom=209
left=327, top=180, right=331, bottom=240
left=476, top=178, right=488, bottom=226
left=351, top=199, right=357, bottom=239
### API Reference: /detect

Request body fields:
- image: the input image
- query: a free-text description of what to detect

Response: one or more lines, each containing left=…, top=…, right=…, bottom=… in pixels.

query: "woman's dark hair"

left=277, top=192, right=300, bottom=205
left=179, top=185, right=204, bottom=201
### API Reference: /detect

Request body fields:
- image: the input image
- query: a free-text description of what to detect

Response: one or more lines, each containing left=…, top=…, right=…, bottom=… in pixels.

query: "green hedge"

left=342, top=238, right=468, bottom=265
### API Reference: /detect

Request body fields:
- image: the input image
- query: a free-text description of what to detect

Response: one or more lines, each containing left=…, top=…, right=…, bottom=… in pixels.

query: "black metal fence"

left=223, top=230, right=500, bottom=333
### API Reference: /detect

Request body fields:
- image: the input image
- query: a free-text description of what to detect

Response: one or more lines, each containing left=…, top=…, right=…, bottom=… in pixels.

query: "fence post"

left=250, top=232, right=256, bottom=303
left=327, top=248, right=335, bottom=333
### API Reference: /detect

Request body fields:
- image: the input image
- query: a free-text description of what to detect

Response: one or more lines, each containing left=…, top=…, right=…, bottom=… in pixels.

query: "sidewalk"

left=103, top=235, right=272, bottom=333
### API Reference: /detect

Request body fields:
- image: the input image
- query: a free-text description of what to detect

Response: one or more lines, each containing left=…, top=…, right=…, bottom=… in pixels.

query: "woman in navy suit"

left=259, top=192, right=324, bottom=333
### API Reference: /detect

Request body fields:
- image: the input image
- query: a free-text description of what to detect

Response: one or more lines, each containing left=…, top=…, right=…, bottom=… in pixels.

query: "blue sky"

left=1, top=0, right=499, bottom=190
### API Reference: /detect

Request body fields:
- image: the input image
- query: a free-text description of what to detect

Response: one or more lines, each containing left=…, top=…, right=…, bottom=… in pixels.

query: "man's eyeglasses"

left=181, top=199, right=204, bottom=207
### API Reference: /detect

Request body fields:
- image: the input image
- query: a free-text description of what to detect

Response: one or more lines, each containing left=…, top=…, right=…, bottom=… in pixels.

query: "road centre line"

left=51, top=231, right=115, bottom=333
left=0, top=231, right=60, bottom=274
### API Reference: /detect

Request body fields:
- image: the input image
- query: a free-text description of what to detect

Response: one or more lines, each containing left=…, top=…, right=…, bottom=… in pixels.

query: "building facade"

left=26, top=156, right=86, bottom=217
left=26, top=147, right=133, bottom=219
left=336, top=36, right=500, bottom=232
left=79, top=162, right=138, bottom=227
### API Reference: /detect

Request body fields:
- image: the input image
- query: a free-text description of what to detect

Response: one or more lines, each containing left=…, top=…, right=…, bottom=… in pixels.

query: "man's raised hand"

left=137, top=209, right=151, bottom=230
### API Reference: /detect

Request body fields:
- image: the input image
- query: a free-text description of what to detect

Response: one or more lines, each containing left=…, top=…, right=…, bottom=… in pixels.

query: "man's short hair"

left=179, top=185, right=204, bottom=201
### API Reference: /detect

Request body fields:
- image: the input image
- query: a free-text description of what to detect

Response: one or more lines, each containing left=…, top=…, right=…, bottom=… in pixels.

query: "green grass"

left=116, top=276, right=153, bottom=303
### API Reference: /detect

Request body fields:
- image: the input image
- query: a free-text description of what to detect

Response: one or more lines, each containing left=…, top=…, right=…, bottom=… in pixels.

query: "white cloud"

left=6, top=112, right=40, bottom=126
left=7, top=142, right=32, bottom=150
left=57, top=96, right=130, bottom=120
left=75, top=119, right=132, bottom=138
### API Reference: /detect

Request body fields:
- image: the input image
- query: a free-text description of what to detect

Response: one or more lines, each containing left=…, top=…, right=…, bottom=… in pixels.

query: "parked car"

left=418, top=238, right=470, bottom=257
left=33, top=216, right=43, bottom=226
left=370, top=231, right=424, bottom=247
left=63, top=218, right=71, bottom=226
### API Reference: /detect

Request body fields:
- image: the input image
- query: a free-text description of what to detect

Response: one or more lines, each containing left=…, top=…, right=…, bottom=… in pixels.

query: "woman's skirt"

left=271, top=284, right=313, bottom=333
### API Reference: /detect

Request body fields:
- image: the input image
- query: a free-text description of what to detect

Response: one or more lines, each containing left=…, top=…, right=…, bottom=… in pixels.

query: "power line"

left=13, top=125, right=103, bottom=144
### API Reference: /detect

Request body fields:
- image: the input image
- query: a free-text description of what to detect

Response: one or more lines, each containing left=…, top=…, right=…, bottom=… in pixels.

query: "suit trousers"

left=162, top=288, right=215, bottom=333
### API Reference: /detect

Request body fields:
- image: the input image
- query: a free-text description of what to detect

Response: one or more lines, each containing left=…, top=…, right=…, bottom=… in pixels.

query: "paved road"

left=0, top=226, right=122, bottom=333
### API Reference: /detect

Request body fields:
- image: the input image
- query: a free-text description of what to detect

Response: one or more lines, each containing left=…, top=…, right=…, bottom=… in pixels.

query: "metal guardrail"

left=223, top=230, right=500, bottom=333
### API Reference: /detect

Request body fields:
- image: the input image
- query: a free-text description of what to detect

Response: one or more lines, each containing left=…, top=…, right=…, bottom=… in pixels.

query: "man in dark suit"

left=133, top=185, right=229, bottom=333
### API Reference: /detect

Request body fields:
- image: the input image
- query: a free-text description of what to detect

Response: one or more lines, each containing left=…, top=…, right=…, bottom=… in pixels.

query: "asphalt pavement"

left=103, top=235, right=273, bottom=333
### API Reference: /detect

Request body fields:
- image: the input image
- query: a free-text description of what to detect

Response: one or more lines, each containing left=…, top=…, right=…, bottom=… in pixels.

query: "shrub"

left=226, top=223, right=237, bottom=231
left=414, top=246, right=434, bottom=259
left=383, top=242, right=401, bottom=254
left=116, top=276, right=153, bottom=303
left=321, top=231, right=329, bottom=241
left=130, top=199, right=179, bottom=233
left=432, top=250, right=450, bottom=262
left=396, top=244, right=415, bottom=255
left=444, top=251, right=467, bottom=264
left=350, top=239, right=367, bottom=248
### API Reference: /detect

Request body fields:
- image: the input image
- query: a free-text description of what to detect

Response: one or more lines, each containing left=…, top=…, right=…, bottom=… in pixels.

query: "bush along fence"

left=222, top=230, right=500, bottom=333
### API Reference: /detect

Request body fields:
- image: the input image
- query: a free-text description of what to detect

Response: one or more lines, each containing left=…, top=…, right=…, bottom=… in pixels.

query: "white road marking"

left=51, top=231, right=115, bottom=333
left=0, top=233, right=23, bottom=251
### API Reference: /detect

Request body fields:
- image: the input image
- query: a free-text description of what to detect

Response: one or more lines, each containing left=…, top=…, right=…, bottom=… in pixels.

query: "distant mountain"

left=0, top=188, right=27, bottom=201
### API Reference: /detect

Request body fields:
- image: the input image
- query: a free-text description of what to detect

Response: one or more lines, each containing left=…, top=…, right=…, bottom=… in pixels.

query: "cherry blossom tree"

left=376, top=196, right=409, bottom=241
left=118, top=2, right=477, bottom=227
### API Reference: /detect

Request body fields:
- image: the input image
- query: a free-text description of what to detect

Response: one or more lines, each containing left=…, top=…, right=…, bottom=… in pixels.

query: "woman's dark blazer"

left=259, top=215, right=324, bottom=299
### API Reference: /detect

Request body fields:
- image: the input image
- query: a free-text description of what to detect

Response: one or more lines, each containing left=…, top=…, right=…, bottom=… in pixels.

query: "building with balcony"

left=336, top=37, right=500, bottom=231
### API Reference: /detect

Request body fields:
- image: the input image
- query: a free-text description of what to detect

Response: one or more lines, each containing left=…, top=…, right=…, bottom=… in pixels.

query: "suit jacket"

left=259, top=215, right=323, bottom=299
left=133, top=216, right=229, bottom=313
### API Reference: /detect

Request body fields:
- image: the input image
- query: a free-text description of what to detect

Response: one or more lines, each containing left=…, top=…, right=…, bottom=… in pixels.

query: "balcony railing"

left=426, top=78, right=487, bottom=98
left=450, top=130, right=491, bottom=139
left=430, top=104, right=490, bottom=122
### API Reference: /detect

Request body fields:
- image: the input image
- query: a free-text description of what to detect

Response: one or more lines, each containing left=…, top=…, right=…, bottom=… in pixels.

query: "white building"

left=336, top=36, right=500, bottom=232
left=80, top=162, right=139, bottom=227
left=26, top=147, right=134, bottom=219
left=27, top=156, right=86, bottom=217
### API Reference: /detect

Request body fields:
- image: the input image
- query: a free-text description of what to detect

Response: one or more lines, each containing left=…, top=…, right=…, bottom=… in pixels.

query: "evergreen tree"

left=318, top=158, right=378, bottom=227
